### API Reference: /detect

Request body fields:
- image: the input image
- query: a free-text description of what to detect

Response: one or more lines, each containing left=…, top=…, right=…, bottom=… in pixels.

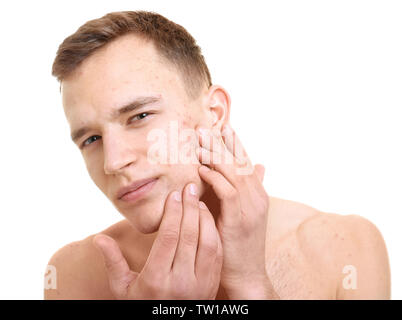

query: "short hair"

left=51, top=11, right=212, bottom=99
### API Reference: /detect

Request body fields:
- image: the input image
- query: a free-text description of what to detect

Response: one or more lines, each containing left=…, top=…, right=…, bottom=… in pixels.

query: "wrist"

left=223, top=276, right=279, bottom=300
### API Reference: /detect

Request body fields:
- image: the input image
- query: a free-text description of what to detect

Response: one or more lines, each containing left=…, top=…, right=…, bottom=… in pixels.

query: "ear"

left=202, top=85, right=231, bottom=130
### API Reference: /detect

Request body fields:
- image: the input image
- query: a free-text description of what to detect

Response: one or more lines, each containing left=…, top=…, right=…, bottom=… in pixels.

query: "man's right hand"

left=93, top=183, right=223, bottom=299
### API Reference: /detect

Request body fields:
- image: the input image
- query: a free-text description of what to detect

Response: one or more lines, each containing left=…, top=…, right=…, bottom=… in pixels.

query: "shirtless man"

left=45, top=11, right=391, bottom=300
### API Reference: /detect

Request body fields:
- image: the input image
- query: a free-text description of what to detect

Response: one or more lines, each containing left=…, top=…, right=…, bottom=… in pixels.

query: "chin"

left=134, top=219, right=161, bottom=234
left=118, top=197, right=165, bottom=234
left=132, top=212, right=162, bottom=234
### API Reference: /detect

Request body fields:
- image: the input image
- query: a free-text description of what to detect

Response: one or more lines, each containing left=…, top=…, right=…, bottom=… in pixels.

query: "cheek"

left=85, top=157, right=99, bottom=179
left=179, top=113, right=200, bottom=144
left=168, top=165, right=199, bottom=188
left=181, top=117, right=191, bottom=128
left=175, top=107, right=196, bottom=128
left=84, top=153, right=108, bottom=191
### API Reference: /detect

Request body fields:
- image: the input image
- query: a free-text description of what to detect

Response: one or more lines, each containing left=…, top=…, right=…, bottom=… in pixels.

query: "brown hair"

left=51, top=11, right=212, bottom=99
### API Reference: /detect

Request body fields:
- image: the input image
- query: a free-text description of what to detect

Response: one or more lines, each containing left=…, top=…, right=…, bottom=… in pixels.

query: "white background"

left=0, top=0, right=400, bottom=299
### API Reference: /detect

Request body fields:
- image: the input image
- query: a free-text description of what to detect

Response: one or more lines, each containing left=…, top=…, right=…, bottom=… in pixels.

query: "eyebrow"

left=70, top=95, right=161, bottom=143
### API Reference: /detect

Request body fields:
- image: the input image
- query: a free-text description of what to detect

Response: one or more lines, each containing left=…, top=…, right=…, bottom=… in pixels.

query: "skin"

left=45, top=34, right=391, bottom=299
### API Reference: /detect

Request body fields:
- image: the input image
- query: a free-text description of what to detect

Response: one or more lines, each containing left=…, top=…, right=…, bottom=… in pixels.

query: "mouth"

left=117, top=178, right=159, bottom=203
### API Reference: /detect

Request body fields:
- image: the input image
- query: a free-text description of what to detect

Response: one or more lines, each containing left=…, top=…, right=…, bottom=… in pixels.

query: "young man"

left=45, top=11, right=390, bottom=299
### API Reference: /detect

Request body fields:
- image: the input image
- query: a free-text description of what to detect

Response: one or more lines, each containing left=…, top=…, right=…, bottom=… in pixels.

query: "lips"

left=117, top=177, right=158, bottom=200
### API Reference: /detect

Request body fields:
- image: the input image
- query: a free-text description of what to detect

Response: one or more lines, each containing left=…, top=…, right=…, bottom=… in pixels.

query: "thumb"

left=254, top=164, right=265, bottom=183
left=93, top=234, right=138, bottom=298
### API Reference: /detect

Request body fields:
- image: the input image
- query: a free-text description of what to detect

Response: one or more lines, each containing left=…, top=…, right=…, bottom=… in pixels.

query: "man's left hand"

left=195, top=124, right=279, bottom=300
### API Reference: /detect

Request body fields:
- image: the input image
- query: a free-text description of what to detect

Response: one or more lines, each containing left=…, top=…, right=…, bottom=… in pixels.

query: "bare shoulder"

left=295, top=207, right=391, bottom=299
left=267, top=196, right=321, bottom=243
left=44, top=220, right=136, bottom=300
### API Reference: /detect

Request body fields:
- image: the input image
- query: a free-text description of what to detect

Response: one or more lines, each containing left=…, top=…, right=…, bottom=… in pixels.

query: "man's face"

left=61, top=34, right=212, bottom=233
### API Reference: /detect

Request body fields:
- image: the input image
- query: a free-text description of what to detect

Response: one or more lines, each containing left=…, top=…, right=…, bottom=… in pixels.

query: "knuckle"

left=225, top=188, right=238, bottom=201
left=159, top=230, right=180, bottom=247
left=181, top=230, right=198, bottom=246
left=104, top=256, right=123, bottom=272
left=184, top=200, right=199, bottom=211
left=167, top=196, right=182, bottom=211
left=201, top=240, right=218, bottom=258
left=234, top=174, right=246, bottom=184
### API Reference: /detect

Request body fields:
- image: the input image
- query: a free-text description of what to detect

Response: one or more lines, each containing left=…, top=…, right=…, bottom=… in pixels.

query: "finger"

left=195, top=201, right=220, bottom=280
left=222, top=125, right=254, bottom=176
left=254, top=164, right=265, bottom=183
left=145, top=190, right=182, bottom=274
left=198, top=165, right=241, bottom=226
left=93, top=234, right=137, bottom=298
left=196, top=146, right=244, bottom=188
left=172, top=183, right=200, bottom=275
left=197, top=126, right=226, bottom=154
left=196, top=127, right=254, bottom=184
left=200, top=124, right=250, bottom=166
left=196, top=145, right=235, bottom=175
left=196, top=146, right=226, bottom=168
left=208, top=228, right=223, bottom=299
left=222, top=124, right=250, bottom=163
left=197, top=126, right=234, bottom=164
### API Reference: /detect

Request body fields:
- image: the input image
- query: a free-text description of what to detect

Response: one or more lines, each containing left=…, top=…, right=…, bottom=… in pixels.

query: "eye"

left=128, top=112, right=151, bottom=124
left=81, top=135, right=101, bottom=148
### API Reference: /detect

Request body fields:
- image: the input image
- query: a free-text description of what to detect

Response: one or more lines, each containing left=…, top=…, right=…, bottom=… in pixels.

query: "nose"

left=103, top=131, right=137, bottom=175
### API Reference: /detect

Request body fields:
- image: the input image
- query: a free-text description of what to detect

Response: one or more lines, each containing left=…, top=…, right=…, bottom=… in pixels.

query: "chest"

left=215, top=234, right=335, bottom=300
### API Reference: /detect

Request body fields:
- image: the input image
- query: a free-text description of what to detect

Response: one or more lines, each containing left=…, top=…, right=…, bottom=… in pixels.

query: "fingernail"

left=189, top=183, right=197, bottom=196
left=199, top=201, right=207, bottom=210
left=173, top=191, right=181, bottom=202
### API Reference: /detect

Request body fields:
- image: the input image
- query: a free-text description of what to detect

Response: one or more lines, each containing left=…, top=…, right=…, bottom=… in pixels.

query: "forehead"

left=61, top=34, right=188, bottom=120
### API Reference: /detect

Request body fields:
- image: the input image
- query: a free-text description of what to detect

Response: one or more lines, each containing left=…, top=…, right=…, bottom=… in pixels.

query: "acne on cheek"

left=182, top=117, right=201, bottom=143
left=177, top=112, right=192, bottom=128
left=166, top=114, right=198, bottom=167
left=180, top=114, right=200, bottom=143
left=181, top=119, right=190, bottom=127
left=174, top=107, right=194, bottom=127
